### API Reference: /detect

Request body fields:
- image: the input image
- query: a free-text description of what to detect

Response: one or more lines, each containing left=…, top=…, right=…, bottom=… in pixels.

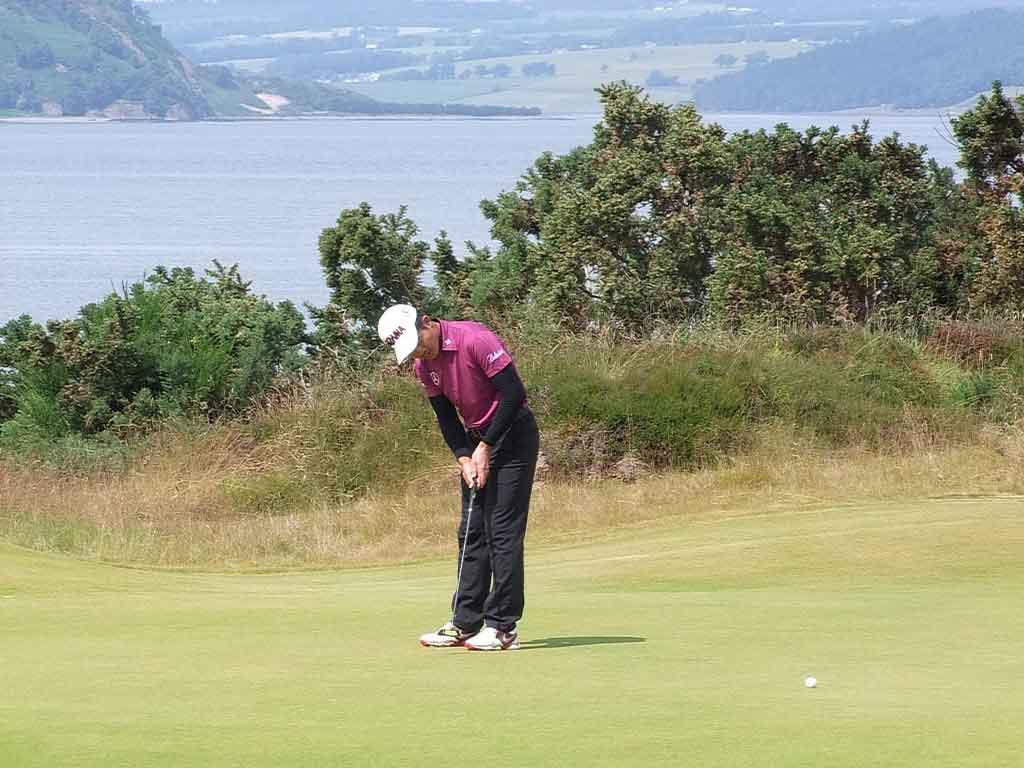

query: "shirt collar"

left=438, top=320, right=459, bottom=351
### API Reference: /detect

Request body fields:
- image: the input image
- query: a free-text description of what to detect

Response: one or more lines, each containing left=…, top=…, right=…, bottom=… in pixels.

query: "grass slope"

left=2, top=495, right=1022, bottom=766
left=0, top=0, right=222, bottom=117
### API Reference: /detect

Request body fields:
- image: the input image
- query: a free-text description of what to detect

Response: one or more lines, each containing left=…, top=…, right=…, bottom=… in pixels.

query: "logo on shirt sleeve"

left=485, top=349, right=506, bottom=365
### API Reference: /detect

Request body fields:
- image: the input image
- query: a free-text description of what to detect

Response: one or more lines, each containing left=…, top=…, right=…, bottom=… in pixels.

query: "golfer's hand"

left=471, top=442, right=492, bottom=489
left=458, top=457, right=477, bottom=489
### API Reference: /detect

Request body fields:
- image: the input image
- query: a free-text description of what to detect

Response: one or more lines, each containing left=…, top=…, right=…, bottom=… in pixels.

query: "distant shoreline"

left=0, top=116, right=114, bottom=124
left=1, top=101, right=983, bottom=126
left=0, top=112, right=581, bottom=125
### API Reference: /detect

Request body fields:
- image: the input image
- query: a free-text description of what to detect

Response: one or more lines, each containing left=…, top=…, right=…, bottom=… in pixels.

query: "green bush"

left=0, top=262, right=308, bottom=452
left=925, top=320, right=1024, bottom=369
left=312, top=376, right=440, bottom=498
left=526, top=327, right=971, bottom=472
left=535, top=349, right=752, bottom=465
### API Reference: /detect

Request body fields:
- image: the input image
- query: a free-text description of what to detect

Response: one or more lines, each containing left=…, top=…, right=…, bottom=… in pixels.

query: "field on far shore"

left=341, top=42, right=809, bottom=113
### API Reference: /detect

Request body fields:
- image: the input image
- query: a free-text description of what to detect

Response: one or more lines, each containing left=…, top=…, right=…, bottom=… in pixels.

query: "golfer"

left=377, top=304, right=539, bottom=651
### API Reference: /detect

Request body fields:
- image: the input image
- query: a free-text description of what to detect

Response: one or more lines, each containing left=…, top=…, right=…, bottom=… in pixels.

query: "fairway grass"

left=2, top=496, right=1022, bottom=766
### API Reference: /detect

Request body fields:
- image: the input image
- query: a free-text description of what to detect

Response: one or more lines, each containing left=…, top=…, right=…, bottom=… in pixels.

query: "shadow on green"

left=517, top=636, right=646, bottom=650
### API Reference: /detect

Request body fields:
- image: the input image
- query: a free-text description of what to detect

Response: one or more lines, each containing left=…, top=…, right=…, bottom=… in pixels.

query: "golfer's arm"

left=480, top=364, right=526, bottom=447
left=428, top=395, right=472, bottom=460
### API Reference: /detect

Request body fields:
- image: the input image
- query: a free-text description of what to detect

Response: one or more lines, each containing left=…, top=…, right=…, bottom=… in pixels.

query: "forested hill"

left=0, top=0, right=540, bottom=119
left=0, top=0, right=229, bottom=118
left=694, top=9, right=1024, bottom=112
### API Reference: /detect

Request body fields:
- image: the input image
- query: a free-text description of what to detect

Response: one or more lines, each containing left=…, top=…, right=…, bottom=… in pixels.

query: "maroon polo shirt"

left=414, top=320, right=513, bottom=430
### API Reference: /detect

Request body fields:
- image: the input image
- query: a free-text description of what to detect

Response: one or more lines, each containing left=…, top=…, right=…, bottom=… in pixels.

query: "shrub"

left=311, top=203, right=449, bottom=355
left=0, top=262, right=308, bottom=451
left=16, top=44, right=55, bottom=69
left=526, top=327, right=959, bottom=474
left=645, top=70, right=680, bottom=87
left=925, top=319, right=1024, bottom=369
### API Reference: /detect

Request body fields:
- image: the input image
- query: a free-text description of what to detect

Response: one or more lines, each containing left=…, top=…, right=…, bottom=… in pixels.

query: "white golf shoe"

left=419, top=621, right=474, bottom=648
left=464, top=625, right=519, bottom=651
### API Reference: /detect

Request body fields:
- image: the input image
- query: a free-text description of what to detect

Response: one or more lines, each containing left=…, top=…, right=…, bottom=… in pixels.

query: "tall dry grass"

left=4, top=320, right=1022, bottom=569
left=2, top=421, right=1021, bottom=570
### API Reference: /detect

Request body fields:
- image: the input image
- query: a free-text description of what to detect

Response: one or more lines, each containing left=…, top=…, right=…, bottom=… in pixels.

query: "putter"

left=451, top=478, right=477, bottom=625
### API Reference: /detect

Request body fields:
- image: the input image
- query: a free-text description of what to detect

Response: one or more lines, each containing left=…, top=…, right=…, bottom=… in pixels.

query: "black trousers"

left=452, top=408, right=540, bottom=633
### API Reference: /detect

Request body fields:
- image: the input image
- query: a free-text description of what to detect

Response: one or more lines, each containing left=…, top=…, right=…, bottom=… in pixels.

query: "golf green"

left=2, top=496, right=1022, bottom=766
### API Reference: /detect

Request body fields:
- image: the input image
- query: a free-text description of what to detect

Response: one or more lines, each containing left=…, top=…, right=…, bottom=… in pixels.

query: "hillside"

left=0, top=0, right=540, bottom=119
left=694, top=9, right=1024, bottom=111
left=0, top=0, right=239, bottom=117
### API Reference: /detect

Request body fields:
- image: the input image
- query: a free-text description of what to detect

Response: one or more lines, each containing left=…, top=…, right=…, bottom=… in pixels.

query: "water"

left=0, top=111, right=961, bottom=324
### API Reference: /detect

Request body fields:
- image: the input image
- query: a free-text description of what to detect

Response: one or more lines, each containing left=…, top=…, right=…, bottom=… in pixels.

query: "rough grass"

left=2, top=423, right=1022, bottom=568
left=2, top=322, right=1022, bottom=568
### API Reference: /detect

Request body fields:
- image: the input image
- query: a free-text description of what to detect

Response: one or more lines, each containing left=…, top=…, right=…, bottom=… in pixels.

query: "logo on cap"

left=384, top=326, right=405, bottom=347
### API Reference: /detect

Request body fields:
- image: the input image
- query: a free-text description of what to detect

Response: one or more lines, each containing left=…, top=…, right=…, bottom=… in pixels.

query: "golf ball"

left=805, top=676, right=817, bottom=688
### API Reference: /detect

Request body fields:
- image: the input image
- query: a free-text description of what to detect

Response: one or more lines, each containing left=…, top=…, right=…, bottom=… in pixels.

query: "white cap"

left=377, top=304, right=419, bottom=364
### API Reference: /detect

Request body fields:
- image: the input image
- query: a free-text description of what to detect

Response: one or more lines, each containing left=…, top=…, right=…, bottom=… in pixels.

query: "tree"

left=951, top=82, right=1024, bottom=314
left=85, top=80, right=121, bottom=111
left=952, top=81, right=1024, bottom=192
left=383, top=68, right=426, bottom=81
left=0, top=316, right=40, bottom=422
left=522, top=61, right=556, bottom=78
left=88, top=24, right=132, bottom=61
left=970, top=206, right=1024, bottom=313
left=707, top=122, right=941, bottom=324
left=645, top=70, right=679, bottom=87
left=61, top=87, right=89, bottom=116
left=312, top=203, right=448, bottom=351
left=15, top=80, right=41, bottom=113
left=0, top=81, right=17, bottom=109
left=431, top=231, right=475, bottom=317
left=714, top=53, right=737, bottom=68
left=475, top=82, right=731, bottom=329
left=427, top=60, right=456, bottom=80
left=201, top=65, right=240, bottom=90
left=16, top=44, right=55, bottom=70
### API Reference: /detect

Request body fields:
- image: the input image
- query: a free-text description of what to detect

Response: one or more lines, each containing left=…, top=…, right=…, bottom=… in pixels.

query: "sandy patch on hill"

left=255, top=93, right=291, bottom=112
